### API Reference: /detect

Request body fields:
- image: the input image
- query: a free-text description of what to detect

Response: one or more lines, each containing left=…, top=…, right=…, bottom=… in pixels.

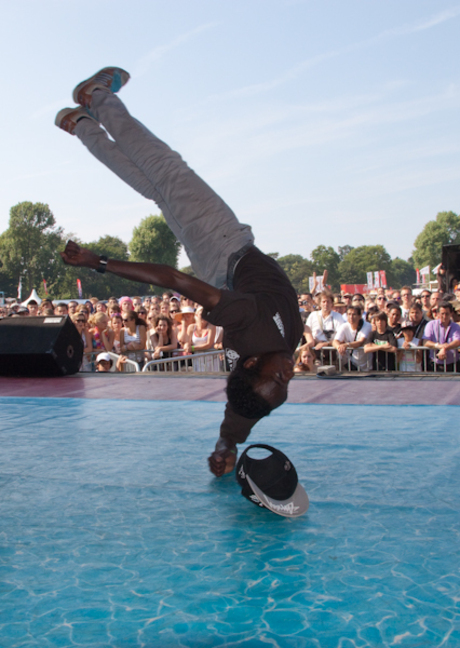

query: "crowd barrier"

left=317, top=346, right=460, bottom=374
left=80, top=347, right=460, bottom=375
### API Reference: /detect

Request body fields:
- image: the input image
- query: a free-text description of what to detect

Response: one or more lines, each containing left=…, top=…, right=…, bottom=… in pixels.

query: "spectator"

left=132, top=296, right=143, bottom=310
left=108, top=303, right=121, bottom=317
left=364, top=311, right=398, bottom=370
left=184, top=306, right=217, bottom=354
left=27, top=300, right=39, bottom=316
left=375, top=294, right=387, bottom=310
left=147, top=314, right=178, bottom=360
left=397, top=323, right=422, bottom=372
left=119, top=296, right=134, bottom=313
left=333, top=305, right=372, bottom=371
left=109, top=313, right=123, bottom=354
left=306, top=290, right=343, bottom=353
left=120, top=310, right=147, bottom=368
left=299, top=293, right=314, bottom=313
left=392, top=290, right=401, bottom=302
left=408, top=302, right=428, bottom=340
left=135, top=305, right=148, bottom=322
left=294, top=344, right=315, bottom=373
left=89, top=311, right=114, bottom=352
left=40, top=299, right=54, bottom=313
left=95, top=301, right=107, bottom=312
left=173, top=306, right=196, bottom=348
left=430, top=291, right=442, bottom=311
left=420, top=289, right=431, bottom=314
left=95, top=351, right=128, bottom=373
left=342, top=293, right=352, bottom=308
left=387, top=303, right=402, bottom=339
left=423, top=301, right=460, bottom=372
left=71, top=312, right=93, bottom=371
left=54, top=302, right=69, bottom=316
left=160, top=301, right=171, bottom=317
left=400, top=286, right=413, bottom=319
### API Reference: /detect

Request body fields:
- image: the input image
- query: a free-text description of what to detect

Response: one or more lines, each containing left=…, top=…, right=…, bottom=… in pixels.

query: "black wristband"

left=96, top=255, right=108, bottom=274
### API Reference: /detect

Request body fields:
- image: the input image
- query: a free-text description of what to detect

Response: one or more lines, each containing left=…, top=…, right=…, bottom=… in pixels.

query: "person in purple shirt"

left=422, top=302, right=460, bottom=372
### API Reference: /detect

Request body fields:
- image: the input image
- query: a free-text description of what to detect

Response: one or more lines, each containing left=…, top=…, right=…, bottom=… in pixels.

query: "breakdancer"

left=57, top=67, right=302, bottom=477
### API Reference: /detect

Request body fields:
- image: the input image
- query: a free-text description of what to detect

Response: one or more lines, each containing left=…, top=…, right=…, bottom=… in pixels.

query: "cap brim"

left=246, top=475, right=309, bottom=517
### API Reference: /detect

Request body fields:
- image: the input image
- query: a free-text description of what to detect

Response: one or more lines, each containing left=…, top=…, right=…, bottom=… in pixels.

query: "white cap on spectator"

left=96, top=352, right=112, bottom=363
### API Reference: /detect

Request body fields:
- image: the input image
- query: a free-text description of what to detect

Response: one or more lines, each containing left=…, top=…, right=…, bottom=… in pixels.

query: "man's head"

left=226, top=352, right=294, bottom=419
left=401, top=323, right=415, bottom=341
left=346, top=305, right=362, bottom=329
left=430, top=291, right=441, bottom=308
left=388, top=304, right=401, bottom=327
left=67, top=300, right=78, bottom=315
left=438, top=301, right=453, bottom=327
left=375, top=310, right=388, bottom=334
left=320, top=290, right=333, bottom=315
left=409, top=303, right=423, bottom=325
left=400, top=286, right=413, bottom=307
left=420, top=290, right=431, bottom=309
left=28, top=300, right=39, bottom=316
left=132, top=296, right=142, bottom=309
left=54, top=303, right=68, bottom=316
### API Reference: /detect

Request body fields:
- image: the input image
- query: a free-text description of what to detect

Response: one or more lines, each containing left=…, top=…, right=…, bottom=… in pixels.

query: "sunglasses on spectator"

left=123, top=318, right=132, bottom=323
left=76, top=319, right=86, bottom=323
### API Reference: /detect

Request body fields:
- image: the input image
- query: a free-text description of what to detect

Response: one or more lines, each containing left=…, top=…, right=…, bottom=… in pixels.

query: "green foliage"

left=277, top=254, right=314, bottom=293
left=0, top=202, right=64, bottom=297
left=338, top=245, right=392, bottom=285
left=338, top=245, right=354, bottom=261
left=310, top=245, right=341, bottom=291
left=130, top=214, right=181, bottom=267
left=389, top=257, right=416, bottom=289
left=412, top=211, right=460, bottom=271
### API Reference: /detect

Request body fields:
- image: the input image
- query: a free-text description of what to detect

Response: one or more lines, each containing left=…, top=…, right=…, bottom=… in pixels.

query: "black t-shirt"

left=205, top=246, right=303, bottom=369
left=369, top=329, right=397, bottom=370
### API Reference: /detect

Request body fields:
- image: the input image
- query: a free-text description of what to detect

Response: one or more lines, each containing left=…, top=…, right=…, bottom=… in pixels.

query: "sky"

left=1, top=0, right=459, bottom=268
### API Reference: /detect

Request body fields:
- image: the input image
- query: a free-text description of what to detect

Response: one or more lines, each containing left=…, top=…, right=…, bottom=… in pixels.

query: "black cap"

left=236, top=444, right=309, bottom=517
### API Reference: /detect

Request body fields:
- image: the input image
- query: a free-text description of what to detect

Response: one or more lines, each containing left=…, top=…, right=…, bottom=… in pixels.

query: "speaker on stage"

left=0, top=315, right=84, bottom=377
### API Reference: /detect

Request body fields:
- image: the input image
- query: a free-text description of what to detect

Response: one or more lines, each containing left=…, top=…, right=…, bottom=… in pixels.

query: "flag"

left=379, top=270, right=387, bottom=288
left=17, top=276, right=22, bottom=301
left=367, top=272, right=373, bottom=290
left=77, top=279, right=82, bottom=298
left=416, top=268, right=421, bottom=284
left=43, top=279, right=48, bottom=295
left=374, top=271, right=380, bottom=288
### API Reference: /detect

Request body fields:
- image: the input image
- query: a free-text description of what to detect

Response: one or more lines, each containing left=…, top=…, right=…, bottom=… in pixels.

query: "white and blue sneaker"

left=72, top=67, right=130, bottom=107
left=55, top=107, right=97, bottom=135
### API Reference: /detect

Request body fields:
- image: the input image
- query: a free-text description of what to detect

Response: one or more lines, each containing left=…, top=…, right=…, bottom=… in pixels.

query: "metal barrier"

left=143, top=350, right=228, bottom=374
left=317, top=346, right=459, bottom=374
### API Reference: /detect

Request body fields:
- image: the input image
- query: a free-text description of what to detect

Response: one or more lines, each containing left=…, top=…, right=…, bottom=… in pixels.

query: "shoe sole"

left=72, top=67, right=130, bottom=104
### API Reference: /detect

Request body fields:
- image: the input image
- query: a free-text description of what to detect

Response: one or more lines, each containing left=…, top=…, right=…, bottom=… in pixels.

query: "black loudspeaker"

left=442, top=244, right=460, bottom=293
left=0, top=316, right=83, bottom=377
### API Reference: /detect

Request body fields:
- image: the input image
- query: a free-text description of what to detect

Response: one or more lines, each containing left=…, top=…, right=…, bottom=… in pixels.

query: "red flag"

left=77, top=279, right=82, bottom=298
left=43, top=279, right=48, bottom=295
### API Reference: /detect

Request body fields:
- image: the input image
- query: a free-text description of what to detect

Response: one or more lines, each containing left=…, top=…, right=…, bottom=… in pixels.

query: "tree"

left=0, top=202, right=64, bottom=298
left=338, top=245, right=392, bottom=285
left=338, top=245, right=354, bottom=261
left=389, top=257, right=416, bottom=288
left=277, top=254, right=314, bottom=293
left=130, top=214, right=180, bottom=268
left=310, top=245, right=341, bottom=291
left=413, top=211, right=460, bottom=271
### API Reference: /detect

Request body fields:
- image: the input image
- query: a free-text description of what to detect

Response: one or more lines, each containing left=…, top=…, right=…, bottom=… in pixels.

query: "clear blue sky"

left=1, top=0, right=459, bottom=268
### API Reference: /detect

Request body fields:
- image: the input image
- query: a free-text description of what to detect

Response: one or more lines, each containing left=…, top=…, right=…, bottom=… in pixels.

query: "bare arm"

left=61, top=240, right=222, bottom=312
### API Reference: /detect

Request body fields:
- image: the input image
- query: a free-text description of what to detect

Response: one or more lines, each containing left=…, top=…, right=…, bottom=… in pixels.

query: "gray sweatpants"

left=74, top=91, right=254, bottom=289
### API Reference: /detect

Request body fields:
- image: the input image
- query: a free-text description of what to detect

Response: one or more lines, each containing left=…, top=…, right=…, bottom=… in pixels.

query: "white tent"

left=21, top=288, right=42, bottom=306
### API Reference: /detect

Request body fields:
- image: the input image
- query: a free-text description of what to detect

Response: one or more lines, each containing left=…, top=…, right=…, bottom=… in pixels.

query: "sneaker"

left=72, top=67, right=130, bottom=107
left=55, top=107, right=97, bottom=135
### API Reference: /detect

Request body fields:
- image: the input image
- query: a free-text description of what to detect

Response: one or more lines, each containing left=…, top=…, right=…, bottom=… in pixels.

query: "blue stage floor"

left=1, top=396, right=459, bottom=647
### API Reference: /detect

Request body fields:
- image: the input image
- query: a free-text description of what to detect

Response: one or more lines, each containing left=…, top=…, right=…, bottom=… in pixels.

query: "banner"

left=416, top=268, right=421, bottom=284
left=420, top=265, right=430, bottom=281
left=77, top=279, right=83, bottom=298
left=379, top=270, right=387, bottom=288
left=373, top=271, right=380, bottom=288
left=17, top=276, right=22, bottom=301
left=43, top=279, right=48, bottom=295
left=367, top=272, right=373, bottom=290
left=309, top=276, right=324, bottom=293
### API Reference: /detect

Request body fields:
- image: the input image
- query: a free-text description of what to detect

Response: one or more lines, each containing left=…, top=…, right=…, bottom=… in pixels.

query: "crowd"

left=296, top=284, right=460, bottom=373
left=2, top=283, right=460, bottom=374
left=0, top=293, right=223, bottom=373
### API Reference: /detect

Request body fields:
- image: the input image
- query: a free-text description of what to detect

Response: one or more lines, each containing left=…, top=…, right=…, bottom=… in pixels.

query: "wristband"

left=96, top=255, right=108, bottom=274
left=191, top=345, right=195, bottom=353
